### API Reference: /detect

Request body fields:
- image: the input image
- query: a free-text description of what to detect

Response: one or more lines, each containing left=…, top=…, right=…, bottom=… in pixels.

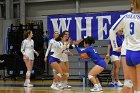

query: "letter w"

left=50, top=18, right=72, bottom=32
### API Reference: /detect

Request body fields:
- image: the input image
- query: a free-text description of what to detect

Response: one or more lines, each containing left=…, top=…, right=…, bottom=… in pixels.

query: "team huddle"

left=20, top=0, right=140, bottom=93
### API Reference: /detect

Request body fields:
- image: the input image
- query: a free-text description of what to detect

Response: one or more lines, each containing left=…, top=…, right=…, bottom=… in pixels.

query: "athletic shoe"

left=109, top=82, right=116, bottom=87
left=90, top=87, right=100, bottom=92
left=50, top=84, right=60, bottom=90
left=63, top=84, right=72, bottom=88
left=24, top=83, right=33, bottom=87
left=116, top=81, right=123, bottom=87
left=99, top=86, right=103, bottom=91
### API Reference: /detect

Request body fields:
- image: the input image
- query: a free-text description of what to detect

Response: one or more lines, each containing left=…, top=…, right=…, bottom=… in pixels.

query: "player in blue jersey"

left=110, top=0, right=140, bottom=92
left=106, top=29, right=124, bottom=87
left=73, top=36, right=106, bottom=92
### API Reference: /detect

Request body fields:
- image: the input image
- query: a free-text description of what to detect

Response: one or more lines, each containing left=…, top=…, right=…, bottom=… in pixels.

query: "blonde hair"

left=132, top=0, right=140, bottom=11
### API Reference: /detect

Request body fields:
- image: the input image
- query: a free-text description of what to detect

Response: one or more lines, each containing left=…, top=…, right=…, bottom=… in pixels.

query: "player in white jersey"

left=44, top=31, right=59, bottom=62
left=110, top=0, right=140, bottom=92
left=21, top=30, right=39, bottom=87
left=106, top=30, right=124, bottom=87
left=48, top=33, right=71, bottom=90
left=59, top=31, right=73, bottom=88
left=44, top=31, right=60, bottom=89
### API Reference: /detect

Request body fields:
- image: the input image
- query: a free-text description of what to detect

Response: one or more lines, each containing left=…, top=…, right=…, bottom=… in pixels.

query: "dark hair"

left=55, top=32, right=66, bottom=41
left=24, top=30, right=32, bottom=39
left=83, top=36, right=95, bottom=45
left=62, top=30, right=69, bottom=34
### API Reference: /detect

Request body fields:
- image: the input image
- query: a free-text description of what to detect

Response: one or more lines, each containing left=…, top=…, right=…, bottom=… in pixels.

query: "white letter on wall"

left=96, top=16, right=111, bottom=40
left=75, top=17, right=93, bottom=40
left=51, top=18, right=72, bottom=33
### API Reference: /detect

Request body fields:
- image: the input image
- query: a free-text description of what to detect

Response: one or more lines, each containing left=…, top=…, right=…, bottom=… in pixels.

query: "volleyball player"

left=106, top=30, right=124, bottom=87
left=44, top=31, right=59, bottom=62
left=59, top=30, right=73, bottom=88
left=44, top=31, right=59, bottom=89
left=73, top=36, right=106, bottom=92
left=21, top=30, right=39, bottom=87
left=110, top=0, right=140, bottom=92
left=48, top=33, right=71, bottom=90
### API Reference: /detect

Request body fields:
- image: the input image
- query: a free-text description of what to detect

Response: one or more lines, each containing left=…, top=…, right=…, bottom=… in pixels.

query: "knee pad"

left=57, top=73, right=62, bottom=78
left=64, top=73, right=69, bottom=77
left=124, top=80, right=133, bottom=88
left=53, top=69, right=56, bottom=72
left=26, top=71, right=31, bottom=77
left=88, top=75, right=93, bottom=80
left=136, top=91, right=140, bottom=93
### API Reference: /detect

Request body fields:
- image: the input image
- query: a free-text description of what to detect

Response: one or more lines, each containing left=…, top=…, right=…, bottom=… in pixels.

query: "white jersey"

left=45, top=38, right=57, bottom=57
left=51, top=41, right=68, bottom=59
left=21, top=39, right=35, bottom=60
left=61, top=42, right=70, bottom=62
left=110, top=12, right=140, bottom=51
left=121, top=38, right=127, bottom=56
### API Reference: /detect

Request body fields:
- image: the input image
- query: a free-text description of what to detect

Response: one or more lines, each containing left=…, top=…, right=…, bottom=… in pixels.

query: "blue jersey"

left=75, top=45, right=103, bottom=64
left=110, top=34, right=124, bottom=56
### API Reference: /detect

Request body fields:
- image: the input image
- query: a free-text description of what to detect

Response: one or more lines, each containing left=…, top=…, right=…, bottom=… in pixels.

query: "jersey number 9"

left=130, top=22, right=134, bottom=35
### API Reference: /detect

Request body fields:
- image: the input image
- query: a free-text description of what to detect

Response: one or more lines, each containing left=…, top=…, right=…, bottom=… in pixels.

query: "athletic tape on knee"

left=57, top=73, right=62, bottom=78
left=136, top=91, right=140, bottom=93
left=124, top=80, right=133, bottom=88
left=64, top=73, right=69, bottom=77
left=53, top=69, right=56, bottom=72
left=26, top=71, right=31, bottom=77
left=88, top=75, right=93, bottom=80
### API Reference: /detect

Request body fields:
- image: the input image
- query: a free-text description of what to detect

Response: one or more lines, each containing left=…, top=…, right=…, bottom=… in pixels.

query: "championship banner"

left=47, top=11, right=127, bottom=40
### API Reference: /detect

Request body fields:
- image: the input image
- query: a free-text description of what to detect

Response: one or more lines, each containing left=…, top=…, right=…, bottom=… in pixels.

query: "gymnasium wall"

left=25, top=0, right=130, bottom=17
left=0, top=0, right=130, bottom=79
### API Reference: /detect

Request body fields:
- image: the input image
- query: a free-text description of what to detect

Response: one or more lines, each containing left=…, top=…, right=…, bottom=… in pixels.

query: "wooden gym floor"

left=0, top=80, right=123, bottom=93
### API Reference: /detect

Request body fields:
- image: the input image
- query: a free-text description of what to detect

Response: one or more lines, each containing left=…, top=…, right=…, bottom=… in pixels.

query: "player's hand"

left=76, top=38, right=83, bottom=44
left=44, top=57, right=47, bottom=62
left=73, top=41, right=78, bottom=45
left=116, top=47, right=121, bottom=52
left=105, top=54, right=110, bottom=59
left=35, top=51, right=39, bottom=57
left=66, top=38, right=72, bottom=45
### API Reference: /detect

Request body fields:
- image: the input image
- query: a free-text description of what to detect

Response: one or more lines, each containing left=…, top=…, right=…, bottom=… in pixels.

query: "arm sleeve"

left=45, top=40, right=52, bottom=57
left=75, top=45, right=88, bottom=53
left=32, top=40, right=36, bottom=53
left=21, top=40, right=26, bottom=55
left=109, top=14, right=125, bottom=51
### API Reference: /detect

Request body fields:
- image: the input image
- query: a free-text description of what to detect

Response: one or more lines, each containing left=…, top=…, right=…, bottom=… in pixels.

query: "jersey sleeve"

left=21, top=40, right=26, bottom=55
left=75, top=45, right=88, bottom=53
left=109, top=14, right=125, bottom=51
left=45, top=40, right=53, bottom=57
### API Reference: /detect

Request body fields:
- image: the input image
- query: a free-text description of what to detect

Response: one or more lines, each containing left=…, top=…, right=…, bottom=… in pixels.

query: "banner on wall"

left=47, top=11, right=127, bottom=40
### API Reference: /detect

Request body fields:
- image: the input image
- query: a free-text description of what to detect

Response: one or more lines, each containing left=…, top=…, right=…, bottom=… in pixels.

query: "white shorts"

left=110, top=55, right=121, bottom=62
left=61, top=53, right=69, bottom=62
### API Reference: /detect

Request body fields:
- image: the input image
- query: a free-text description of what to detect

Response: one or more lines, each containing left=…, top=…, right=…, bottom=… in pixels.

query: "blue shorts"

left=49, top=56, right=61, bottom=64
left=126, top=50, right=140, bottom=66
left=96, top=60, right=106, bottom=69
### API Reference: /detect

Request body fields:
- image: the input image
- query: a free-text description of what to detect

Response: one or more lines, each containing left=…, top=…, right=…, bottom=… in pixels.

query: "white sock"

left=94, top=84, right=99, bottom=88
left=63, top=80, right=67, bottom=84
left=98, top=83, right=102, bottom=88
